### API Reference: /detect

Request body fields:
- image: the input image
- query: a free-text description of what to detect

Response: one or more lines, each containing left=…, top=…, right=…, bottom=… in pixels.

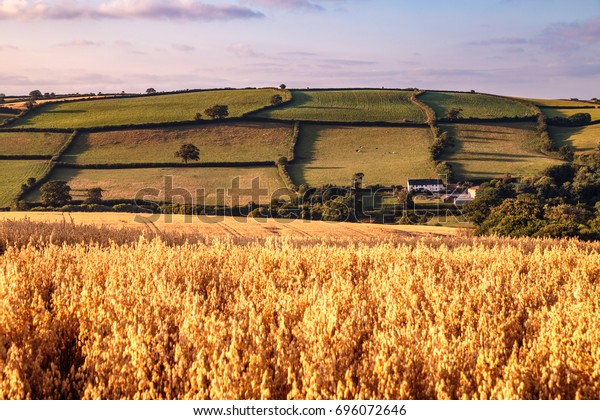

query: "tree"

left=29, top=90, right=42, bottom=99
left=175, top=144, right=200, bottom=163
left=84, top=187, right=103, bottom=204
left=204, top=104, right=229, bottom=119
left=194, top=112, right=202, bottom=121
left=146, top=88, right=156, bottom=94
left=270, top=94, right=283, bottom=106
left=351, top=172, right=364, bottom=189
left=559, top=145, right=574, bottom=161
left=446, top=108, right=462, bottom=121
left=279, top=84, right=286, bottom=90
left=0, top=93, right=5, bottom=104
left=26, top=177, right=36, bottom=187
left=40, top=181, right=72, bottom=207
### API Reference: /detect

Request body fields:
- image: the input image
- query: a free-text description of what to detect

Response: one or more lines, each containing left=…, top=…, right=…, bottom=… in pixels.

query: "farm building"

left=407, top=178, right=444, bottom=193
left=468, top=186, right=480, bottom=198
left=453, top=194, right=474, bottom=206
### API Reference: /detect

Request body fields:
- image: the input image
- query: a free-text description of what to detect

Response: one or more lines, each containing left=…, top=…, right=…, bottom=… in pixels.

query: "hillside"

left=12, top=89, right=284, bottom=129
left=440, top=122, right=562, bottom=179
left=254, top=89, right=427, bottom=122
left=62, top=122, right=294, bottom=164
left=289, top=124, right=435, bottom=186
left=0, top=87, right=587, bottom=210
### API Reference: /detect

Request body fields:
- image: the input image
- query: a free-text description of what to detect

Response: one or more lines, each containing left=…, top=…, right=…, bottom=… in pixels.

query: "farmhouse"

left=407, top=178, right=444, bottom=193
left=468, top=186, right=480, bottom=198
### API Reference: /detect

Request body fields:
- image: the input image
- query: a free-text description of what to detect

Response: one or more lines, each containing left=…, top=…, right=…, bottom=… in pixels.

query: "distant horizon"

left=1, top=0, right=599, bottom=99
left=2, top=85, right=595, bottom=101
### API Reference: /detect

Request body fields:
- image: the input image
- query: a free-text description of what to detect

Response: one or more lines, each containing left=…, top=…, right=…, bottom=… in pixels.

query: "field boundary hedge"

left=54, top=161, right=276, bottom=169
left=288, top=122, right=300, bottom=162
left=14, top=130, right=79, bottom=203
left=0, top=127, right=75, bottom=133
left=246, top=117, right=430, bottom=127
left=0, top=155, right=53, bottom=160
left=276, top=163, right=296, bottom=191
left=436, top=116, right=537, bottom=124
left=15, top=160, right=56, bottom=204
left=412, top=92, right=453, bottom=181
left=539, top=105, right=598, bottom=109
left=52, top=130, right=79, bottom=162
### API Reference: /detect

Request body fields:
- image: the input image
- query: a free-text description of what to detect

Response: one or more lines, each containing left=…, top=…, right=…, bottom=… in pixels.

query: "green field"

left=0, top=160, right=52, bottom=207
left=522, top=98, right=598, bottom=108
left=541, top=107, right=600, bottom=122
left=420, top=92, right=536, bottom=120
left=255, top=90, right=426, bottom=123
left=63, top=122, right=294, bottom=164
left=440, top=122, right=562, bottom=179
left=549, top=125, right=600, bottom=154
left=0, top=132, right=70, bottom=156
left=13, top=89, right=283, bottom=129
left=26, top=166, right=288, bottom=205
left=289, top=125, right=435, bottom=187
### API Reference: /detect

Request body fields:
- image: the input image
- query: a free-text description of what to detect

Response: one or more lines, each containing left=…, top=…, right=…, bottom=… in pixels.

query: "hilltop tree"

left=29, top=90, right=42, bottom=99
left=40, top=180, right=72, bottom=207
left=279, top=84, right=286, bottom=90
left=146, top=88, right=156, bottom=94
left=175, top=143, right=200, bottom=164
left=204, top=104, right=229, bottom=119
left=270, top=94, right=283, bottom=106
left=84, top=187, right=103, bottom=204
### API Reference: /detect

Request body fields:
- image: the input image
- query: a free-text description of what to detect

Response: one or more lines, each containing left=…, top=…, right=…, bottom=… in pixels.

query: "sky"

left=0, top=0, right=599, bottom=98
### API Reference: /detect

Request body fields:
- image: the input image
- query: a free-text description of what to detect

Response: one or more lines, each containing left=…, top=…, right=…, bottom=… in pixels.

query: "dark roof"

left=407, top=179, right=443, bottom=186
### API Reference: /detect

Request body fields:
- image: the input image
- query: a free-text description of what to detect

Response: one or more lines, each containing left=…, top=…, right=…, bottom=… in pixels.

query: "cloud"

left=228, top=43, right=262, bottom=57
left=466, top=37, right=528, bottom=46
left=172, top=43, right=195, bottom=52
left=58, top=39, right=101, bottom=47
left=247, top=0, right=355, bottom=12
left=319, top=58, right=376, bottom=66
left=0, top=0, right=264, bottom=21
left=0, top=43, right=18, bottom=51
left=248, top=0, right=324, bottom=11
left=544, top=17, right=600, bottom=43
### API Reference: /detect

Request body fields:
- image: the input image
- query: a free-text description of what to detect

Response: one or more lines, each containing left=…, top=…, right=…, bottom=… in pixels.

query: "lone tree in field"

left=84, top=187, right=103, bottom=204
left=270, top=94, right=283, bottom=106
left=146, top=88, right=156, bottom=94
left=194, top=112, right=202, bottom=121
left=279, top=84, right=286, bottom=90
left=175, top=144, right=200, bottom=164
left=29, top=90, right=42, bottom=99
left=204, top=104, right=229, bottom=119
left=40, top=180, right=72, bottom=207
left=352, top=172, right=365, bottom=189
left=446, top=108, right=462, bottom=121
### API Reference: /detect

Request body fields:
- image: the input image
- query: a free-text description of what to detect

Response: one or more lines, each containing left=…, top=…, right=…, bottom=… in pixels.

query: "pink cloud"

left=0, top=0, right=264, bottom=21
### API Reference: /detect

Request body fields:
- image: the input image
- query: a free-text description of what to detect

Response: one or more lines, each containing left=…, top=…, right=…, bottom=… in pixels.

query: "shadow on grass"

left=288, top=125, right=354, bottom=185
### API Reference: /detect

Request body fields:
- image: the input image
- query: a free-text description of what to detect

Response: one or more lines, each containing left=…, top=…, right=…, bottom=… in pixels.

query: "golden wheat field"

left=1, top=219, right=600, bottom=400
